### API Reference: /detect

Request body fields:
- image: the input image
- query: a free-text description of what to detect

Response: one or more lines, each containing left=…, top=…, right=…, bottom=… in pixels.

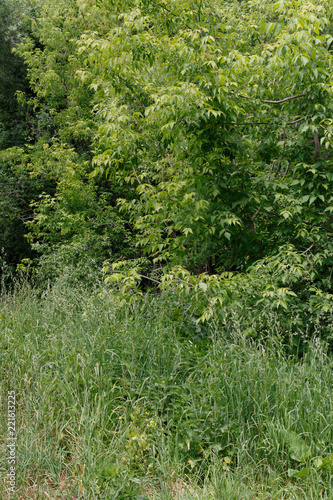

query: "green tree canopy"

left=1, top=0, right=333, bottom=327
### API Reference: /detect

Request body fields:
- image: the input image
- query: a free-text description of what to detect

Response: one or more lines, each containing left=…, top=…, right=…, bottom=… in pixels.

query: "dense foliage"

left=1, top=0, right=333, bottom=324
left=1, top=283, right=333, bottom=498
left=2, top=1, right=333, bottom=497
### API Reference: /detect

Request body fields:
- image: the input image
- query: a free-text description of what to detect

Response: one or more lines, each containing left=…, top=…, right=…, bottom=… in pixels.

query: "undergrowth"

left=0, top=280, right=333, bottom=498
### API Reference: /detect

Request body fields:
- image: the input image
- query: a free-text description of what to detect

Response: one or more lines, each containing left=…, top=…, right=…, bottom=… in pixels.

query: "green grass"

left=0, top=280, right=333, bottom=498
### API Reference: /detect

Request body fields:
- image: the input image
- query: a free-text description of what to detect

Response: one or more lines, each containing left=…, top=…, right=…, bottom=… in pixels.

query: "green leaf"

left=288, top=467, right=313, bottom=478
left=198, top=282, right=208, bottom=292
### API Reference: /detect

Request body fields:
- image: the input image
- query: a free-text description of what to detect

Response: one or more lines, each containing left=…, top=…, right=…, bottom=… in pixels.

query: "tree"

left=79, top=0, right=333, bottom=270
left=0, top=0, right=137, bottom=277
left=1, top=0, right=333, bottom=327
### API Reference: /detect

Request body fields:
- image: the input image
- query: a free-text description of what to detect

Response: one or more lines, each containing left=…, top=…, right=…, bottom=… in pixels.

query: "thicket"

left=1, top=0, right=333, bottom=337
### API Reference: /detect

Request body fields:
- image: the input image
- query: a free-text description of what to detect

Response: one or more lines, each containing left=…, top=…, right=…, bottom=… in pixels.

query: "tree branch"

left=263, top=94, right=307, bottom=104
left=314, top=130, right=321, bottom=159
left=304, top=242, right=315, bottom=254
left=132, top=166, right=142, bottom=184
left=238, top=93, right=307, bottom=104
left=220, top=117, right=305, bottom=126
left=288, top=117, right=305, bottom=125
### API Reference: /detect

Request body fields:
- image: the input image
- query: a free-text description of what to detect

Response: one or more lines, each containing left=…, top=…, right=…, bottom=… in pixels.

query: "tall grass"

left=0, top=281, right=333, bottom=498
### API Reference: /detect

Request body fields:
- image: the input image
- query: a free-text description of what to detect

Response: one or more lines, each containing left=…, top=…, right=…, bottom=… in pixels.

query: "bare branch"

left=274, top=160, right=282, bottom=178
left=288, top=117, right=305, bottom=125
left=282, top=162, right=290, bottom=178
left=314, top=130, right=321, bottom=159
left=132, top=166, right=142, bottom=184
left=303, top=242, right=315, bottom=254
left=238, top=93, right=307, bottom=104
left=220, top=116, right=305, bottom=127
left=263, top=94, right=307, bottom=104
